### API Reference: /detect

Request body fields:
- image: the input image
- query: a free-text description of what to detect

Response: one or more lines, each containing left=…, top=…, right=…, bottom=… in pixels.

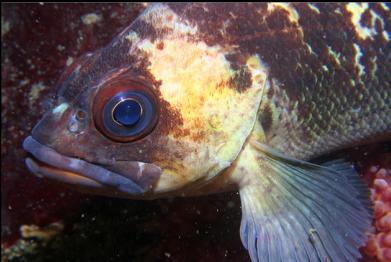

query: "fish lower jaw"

left=25, top=157, right=102, bottom=188
left=22, top=136, right=148, bottom=196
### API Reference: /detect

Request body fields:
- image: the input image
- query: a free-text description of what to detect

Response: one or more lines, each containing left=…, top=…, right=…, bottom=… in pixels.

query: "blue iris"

left=113, top=99, right=142, bottom=126
left=101, top=90, right=157, bottom=141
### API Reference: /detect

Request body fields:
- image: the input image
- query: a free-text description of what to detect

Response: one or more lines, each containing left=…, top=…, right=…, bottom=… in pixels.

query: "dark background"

left=1, top=3, right=388, bottom=262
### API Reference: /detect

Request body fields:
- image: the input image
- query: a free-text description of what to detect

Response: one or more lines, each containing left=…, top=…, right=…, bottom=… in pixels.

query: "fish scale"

left=166, top=4, right=390, bottom=160
left=226, top=3, right=391, bottom=159
left=22, top=3, right=390, bottom=262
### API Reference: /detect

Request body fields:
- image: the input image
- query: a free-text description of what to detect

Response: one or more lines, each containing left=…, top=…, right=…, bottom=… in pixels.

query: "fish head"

left=23, top=3, right=268, bottom=198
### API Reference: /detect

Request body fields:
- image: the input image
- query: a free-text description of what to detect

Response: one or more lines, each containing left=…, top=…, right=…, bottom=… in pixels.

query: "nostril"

left=75, top=109, right=86, bottom=121
left=67, top=109, right=87, bottom=134
left=67, top=118, right=79, bottom=133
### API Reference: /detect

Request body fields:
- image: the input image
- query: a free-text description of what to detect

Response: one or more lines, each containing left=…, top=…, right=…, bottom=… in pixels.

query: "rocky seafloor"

left=1, top=3, right=390, bottom=262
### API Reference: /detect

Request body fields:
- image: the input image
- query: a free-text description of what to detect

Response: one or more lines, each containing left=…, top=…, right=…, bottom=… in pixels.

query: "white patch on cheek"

left=52, top=103, right=69, bottom=117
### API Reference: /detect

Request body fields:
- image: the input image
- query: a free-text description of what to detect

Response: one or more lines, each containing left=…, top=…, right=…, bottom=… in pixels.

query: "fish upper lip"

left=23, top=136, right=145, bottom=195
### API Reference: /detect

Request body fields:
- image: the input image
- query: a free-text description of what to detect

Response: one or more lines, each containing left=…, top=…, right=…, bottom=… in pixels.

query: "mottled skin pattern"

left=259, top=3, right=391, bottom=159
left=166, top=3, right=391, bottom=160
left=26, top=3, right=391, bottom=195
left=21, top=3, right=391, bottom=262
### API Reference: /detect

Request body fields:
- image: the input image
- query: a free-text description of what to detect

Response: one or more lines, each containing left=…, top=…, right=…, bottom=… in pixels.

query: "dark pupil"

left=113, top=99, right=142, bottom=126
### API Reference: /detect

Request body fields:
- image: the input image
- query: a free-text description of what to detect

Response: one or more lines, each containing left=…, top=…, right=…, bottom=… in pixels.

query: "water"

left=1, top=3, right=390, bottom=262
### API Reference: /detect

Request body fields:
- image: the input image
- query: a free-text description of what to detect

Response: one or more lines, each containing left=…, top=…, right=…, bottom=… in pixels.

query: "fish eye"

left=93, top=79, right=159, bottom=142
left=102, top=91, right=155, bottom=139
left=112, top=98, right=142, bottom=127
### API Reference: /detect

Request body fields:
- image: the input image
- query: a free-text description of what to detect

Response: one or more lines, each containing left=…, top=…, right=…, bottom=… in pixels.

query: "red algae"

left=361, top=156, right=391, bottom=262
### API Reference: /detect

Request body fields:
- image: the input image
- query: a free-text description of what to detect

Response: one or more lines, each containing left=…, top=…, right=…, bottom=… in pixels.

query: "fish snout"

left=30, top=101, right=76, bottom=146
left=22, top=136, right=162, bottom=197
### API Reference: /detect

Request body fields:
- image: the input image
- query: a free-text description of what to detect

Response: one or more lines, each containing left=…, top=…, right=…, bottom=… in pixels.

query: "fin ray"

left=239, top=142, right=372, bottom=262
left=267, top=150, right=371, bottom=231
left=265, top=165, right=346, bottom=260
left=272, top=158, right=369, bottom=241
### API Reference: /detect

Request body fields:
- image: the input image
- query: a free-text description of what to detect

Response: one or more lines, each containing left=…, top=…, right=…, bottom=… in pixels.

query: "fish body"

left=23, top=3, right=390, bottom=261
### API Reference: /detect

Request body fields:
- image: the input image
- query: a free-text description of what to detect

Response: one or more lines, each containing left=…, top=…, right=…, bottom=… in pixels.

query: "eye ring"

left=93, top=78, right=159, bottom=143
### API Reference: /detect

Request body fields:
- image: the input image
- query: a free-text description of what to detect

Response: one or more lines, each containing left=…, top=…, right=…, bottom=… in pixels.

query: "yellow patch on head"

left=129, top=4, right=269, bottom=194
left=136, top=37, right=267, bottom=192
left=140, top=38, right=232, bottom=140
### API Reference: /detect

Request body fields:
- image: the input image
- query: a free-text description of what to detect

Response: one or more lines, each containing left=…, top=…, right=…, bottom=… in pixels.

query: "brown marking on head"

left=156, top=41, right=164, bottom=50
left=157, top=95, right=188, bottom=140
left=227, top=66, right=252, bottom=93
left=225, top=52, right=250, bottom=71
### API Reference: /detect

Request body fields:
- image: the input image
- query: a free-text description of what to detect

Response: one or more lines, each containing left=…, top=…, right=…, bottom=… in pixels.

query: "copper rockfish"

left=23, top=3, right=391, bottom=261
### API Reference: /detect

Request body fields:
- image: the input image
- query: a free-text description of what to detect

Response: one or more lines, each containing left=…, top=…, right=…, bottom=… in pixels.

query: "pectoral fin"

left=239, top=142, right=372, bottom=262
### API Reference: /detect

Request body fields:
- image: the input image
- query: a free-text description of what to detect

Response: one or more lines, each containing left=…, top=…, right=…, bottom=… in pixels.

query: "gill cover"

left=113, top=3, right=269, bottom=193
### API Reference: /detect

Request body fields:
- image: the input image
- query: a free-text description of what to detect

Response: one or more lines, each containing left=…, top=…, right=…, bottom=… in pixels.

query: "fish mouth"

left=23, top=136, right=157, bottom=196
